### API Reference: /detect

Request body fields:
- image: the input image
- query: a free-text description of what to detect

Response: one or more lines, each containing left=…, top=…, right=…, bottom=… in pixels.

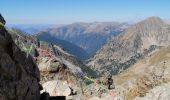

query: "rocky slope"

left=37, top=32, right=89, bottom=60
left=111, top=45, right=170, bottom=100
left=37, top=22, right=129, bottom=59
left=88, top=17, right=170, bottom=76
left=85, top=45, right=170, bottom=100
left=133, top=83, right=170, bottom=100
left=0, top=14, right=40, bottom=100
left=7, top=27, right=98, bottom=99
left=8, top=28, right=96, bottom=77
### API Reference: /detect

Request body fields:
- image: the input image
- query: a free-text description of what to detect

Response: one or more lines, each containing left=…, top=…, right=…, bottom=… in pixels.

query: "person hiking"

left=107, top=74, right=115, bottom=90
left=68, top=86, right=77, bottom=96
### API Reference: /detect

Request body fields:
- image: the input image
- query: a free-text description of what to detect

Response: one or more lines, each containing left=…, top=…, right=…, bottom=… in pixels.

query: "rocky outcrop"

left=0, top=14, right=40, bottom=100
left=7, top=27, right=96, bottom=99
left=0, top=14, right=6, bottom=25
left=36, top=43, right=86, bottom=99
left=42, top=80, right=71, bottom=96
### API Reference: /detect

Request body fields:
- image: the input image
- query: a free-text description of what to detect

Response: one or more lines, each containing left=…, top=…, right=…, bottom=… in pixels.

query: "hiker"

left=68, top=86, right=77, bottom=96
left=107, top=74, right=115, bottom=90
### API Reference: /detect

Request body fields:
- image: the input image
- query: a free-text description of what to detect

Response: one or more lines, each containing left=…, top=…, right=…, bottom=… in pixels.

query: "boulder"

left=42, top=80, right=71, bottom=96
left=0, top=14, right=40, bottom=100
left=38, top=58, right=61, bottom=72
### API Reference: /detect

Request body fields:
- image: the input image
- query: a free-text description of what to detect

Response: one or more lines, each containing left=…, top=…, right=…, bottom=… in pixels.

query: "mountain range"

left=87, top=17, right=170, bottom=76
left=37, top=22, right=130, bottom=59
left=7, top=24, right=62, bottom=34
left=2, top=13, right=170, bottom=100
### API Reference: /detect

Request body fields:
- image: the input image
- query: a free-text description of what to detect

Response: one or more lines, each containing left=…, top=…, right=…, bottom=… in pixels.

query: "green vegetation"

left=21, top=42, right=35, bottom=57
left=0, top=22, right=4, bottom=29
left=84, top=76, right=95, bottom=85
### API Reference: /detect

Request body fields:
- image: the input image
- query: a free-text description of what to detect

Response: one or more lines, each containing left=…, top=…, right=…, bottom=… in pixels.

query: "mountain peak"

left=88, top=16, right=170, bottom=75
left=146, top=16, right=163, bottom=20
left=121, top=16, right=166, bottom=40
left=137, top=16, right=166, bottom=27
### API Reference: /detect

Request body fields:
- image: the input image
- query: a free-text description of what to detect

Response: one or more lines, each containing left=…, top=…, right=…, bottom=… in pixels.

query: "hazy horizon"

left=1, top=0, right=170, bottom=24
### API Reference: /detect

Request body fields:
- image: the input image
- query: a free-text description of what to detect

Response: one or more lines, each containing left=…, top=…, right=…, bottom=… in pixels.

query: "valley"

left=33, top=22, right=129, bottom=59
left=1, top=2, right=170, bottom=99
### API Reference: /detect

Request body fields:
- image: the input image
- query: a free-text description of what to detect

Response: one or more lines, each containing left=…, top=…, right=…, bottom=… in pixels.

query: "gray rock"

left=0, top=14, right=40, bottom=100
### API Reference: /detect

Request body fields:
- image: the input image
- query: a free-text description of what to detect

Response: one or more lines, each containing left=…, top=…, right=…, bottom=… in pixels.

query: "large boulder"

left=0, top=14, right=40, bottom=100
left=42, top=80, right=71, bottom=96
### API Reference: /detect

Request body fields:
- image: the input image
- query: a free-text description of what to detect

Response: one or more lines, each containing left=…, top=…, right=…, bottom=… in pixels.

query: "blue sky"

left=0, top=0, right=170, bottom=24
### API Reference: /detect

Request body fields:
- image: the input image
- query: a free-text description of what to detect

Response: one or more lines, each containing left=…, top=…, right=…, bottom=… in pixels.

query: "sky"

left=0, top=0, right=170, bottom=24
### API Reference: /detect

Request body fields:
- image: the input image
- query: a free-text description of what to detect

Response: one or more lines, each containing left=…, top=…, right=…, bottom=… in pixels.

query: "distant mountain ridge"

left=37, top=22, right=129, bottom=59
left=37, top=32, right=89, bottom=60
left=87, top=17, right=170, bottom=75
left=7, top=24, right=63, bottom=34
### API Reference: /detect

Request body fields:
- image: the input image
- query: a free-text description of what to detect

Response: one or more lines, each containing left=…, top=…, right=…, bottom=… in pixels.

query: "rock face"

left=88, top=17, right=170, bottom=75
left=0, top=15, right=40, bottom=100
